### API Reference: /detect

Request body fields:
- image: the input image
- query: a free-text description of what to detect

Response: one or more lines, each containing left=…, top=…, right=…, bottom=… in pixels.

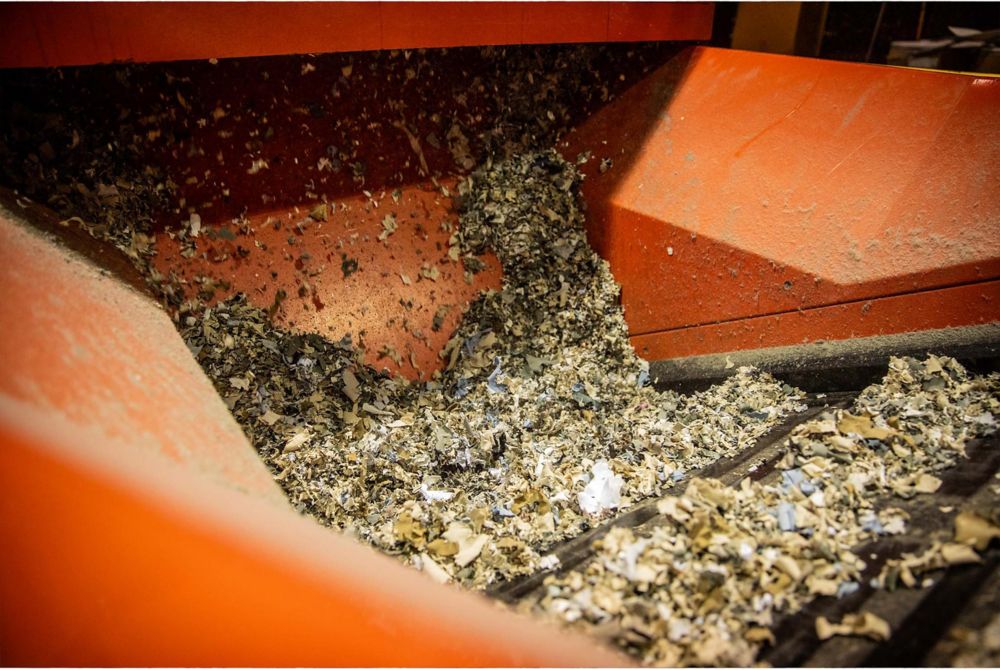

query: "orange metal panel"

left=599, top=207, right=1000, bottom=338
left=0, top=211, right=624, bottom=667
left=0, top=2, right=713, bottom=69
left=0, top=212, right=283, bottom=502
left=562, top=47, right=1000, bottom=356
left=152, top=181, right=503, bottom=381
left=521, top=3, right=620, bottom=44
left=607, top=1, right=712, bottom=41
left=0, top=420, right=624, bottom=667
left=631, top=279, right=1000, bottom=360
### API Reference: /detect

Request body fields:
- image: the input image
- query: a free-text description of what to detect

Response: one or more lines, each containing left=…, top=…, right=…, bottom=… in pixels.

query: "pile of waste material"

left=182, top=151, right=809, bottom=588
left=0, top=45, right=812, bottom=590
left=529, top=355, right=1000, bottom=666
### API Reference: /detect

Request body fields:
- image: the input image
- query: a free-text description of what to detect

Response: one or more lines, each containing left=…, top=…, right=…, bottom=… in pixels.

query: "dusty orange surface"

left=562, top=47, right=1000, bottom=355
left=0, top=209, right=624, bottom=666
left=0, top=213, right=282, bottom=501
left=153, top=179, right=502, bottom=380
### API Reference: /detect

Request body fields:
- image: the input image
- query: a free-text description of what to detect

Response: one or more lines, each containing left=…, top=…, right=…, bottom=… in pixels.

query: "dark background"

left=711, top=2, right=999, bottom=65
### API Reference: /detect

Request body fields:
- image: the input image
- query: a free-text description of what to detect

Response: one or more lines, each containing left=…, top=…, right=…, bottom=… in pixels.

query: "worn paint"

left=561, top=47, right=1000, bottom=353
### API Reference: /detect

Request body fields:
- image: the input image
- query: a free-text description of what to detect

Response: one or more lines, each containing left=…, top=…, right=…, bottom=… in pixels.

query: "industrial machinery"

left=1, top=3, right=998, bottom=666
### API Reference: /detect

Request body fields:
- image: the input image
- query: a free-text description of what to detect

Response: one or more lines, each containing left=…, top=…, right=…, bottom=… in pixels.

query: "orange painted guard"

left=0, top=1, right=713, bottom=68
left=560, top=47, right=1000, bottom=357
left=0, top=212, right=626, bottom=667
left=152, top=181, right=503, bottom=381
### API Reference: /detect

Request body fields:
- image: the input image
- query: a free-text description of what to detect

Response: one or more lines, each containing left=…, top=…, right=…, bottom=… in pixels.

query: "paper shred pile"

left=876, top=509, right=1000, bottom=590
left=181, top=151, right=807, bottom=588
left=531, top=355, right=999, bottom=666
left=815, top=611, right=891, bottom=642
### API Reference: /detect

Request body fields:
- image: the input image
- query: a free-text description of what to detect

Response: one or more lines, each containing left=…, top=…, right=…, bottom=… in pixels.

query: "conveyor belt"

left=760, top=433, right=999, bottom=667
left=489, top=355, right=1000, bottom=667
left=488, top=392, right=856, bottom=604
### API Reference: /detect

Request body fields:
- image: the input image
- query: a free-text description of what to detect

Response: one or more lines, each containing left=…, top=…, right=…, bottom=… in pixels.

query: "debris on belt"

left=181, top=151, right=808, bottom=588
left=530, top=355, right=999, bottom=666
left=815, top=611, right=891, bottom=642
left=935, top=611, right=1000, bottom=667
